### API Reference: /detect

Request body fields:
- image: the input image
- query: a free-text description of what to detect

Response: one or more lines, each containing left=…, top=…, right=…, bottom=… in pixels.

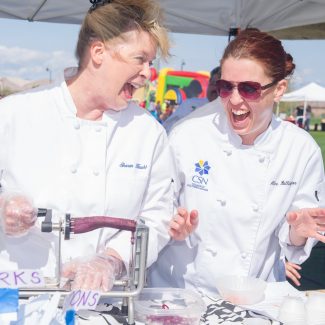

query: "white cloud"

left=290, top=67, right=316, bottom=89
left=0, top=45, right=77, bottom=80
left=0, top=45, right=47, bottom=64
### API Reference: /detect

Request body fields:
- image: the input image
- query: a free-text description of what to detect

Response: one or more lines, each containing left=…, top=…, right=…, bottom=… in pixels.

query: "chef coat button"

left=93, top=170, right=99, bottom=176
left=95, top=127, right=102, bottom=132
left=217, top=199, right=226, bottom=206
left=70, top=167, right=77, bottom=174
left=259, top=156, right=265, bottom=163
left=206, top=247, right=217, bottom=256
left=73, top=121, right=80, bottom=130
left=252, top=204, right=259, bottom=212
left=241, top=252, right=248, bottom=259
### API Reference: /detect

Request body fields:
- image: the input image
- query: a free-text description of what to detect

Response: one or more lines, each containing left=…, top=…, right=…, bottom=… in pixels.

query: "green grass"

left=310, top=131, right=325, bottom=166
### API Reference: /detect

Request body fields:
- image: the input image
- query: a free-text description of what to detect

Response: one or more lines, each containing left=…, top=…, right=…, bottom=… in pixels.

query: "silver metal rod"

left=19, top=223, right=149, bottom=325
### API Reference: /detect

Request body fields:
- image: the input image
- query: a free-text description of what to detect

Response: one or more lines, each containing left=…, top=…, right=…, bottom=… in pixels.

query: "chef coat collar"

left=216, top=105, right=281, bottom=152
left=253, top=115, right=281, bottom=147
left=59, top=67, right=122, bottom=122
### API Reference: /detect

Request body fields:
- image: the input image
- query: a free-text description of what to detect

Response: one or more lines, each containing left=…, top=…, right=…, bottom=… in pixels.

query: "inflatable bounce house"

left=132, top=67, right=158, bottom=108
left=155, top=68, right=210, bottom=105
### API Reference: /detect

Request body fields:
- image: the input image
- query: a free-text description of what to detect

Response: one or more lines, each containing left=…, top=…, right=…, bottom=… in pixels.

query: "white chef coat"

left=0, top=69, right=174, bottom=279
left=148, top=99, right=325, bottom=296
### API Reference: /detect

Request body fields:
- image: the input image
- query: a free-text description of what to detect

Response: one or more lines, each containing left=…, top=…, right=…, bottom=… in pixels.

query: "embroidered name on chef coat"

left=120, top=162, right=147, bottom=169
left=270, top=180, right=297, bottom=186
left=187, top=160, right=210, bottom=191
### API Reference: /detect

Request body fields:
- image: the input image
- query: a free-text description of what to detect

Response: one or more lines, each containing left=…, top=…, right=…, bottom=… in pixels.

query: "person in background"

left=162, top=68, right=221, bottom=133
left=160, top=100, right=167, bottom=118
left=0, top=0, right=195, bottom=293
left=148, top=29, right=325, bottom=296
left=295, top=105, right=304, bottom=128
left=162, top=79, right=206, bottom=133
left=206, top=66, right=222, bottom=102
left=147, top=100, right=156, bottom=114
left=286, top=261, right=302, bottom=286
left=304, top=105, right=312, bottom=132
left=159, top=100, right=174, bottom=122
left=155, top=100, right=162, bottom=118
left=169, top=66, right=222, bottom=128
left=286, top=240, right=325, bottom=289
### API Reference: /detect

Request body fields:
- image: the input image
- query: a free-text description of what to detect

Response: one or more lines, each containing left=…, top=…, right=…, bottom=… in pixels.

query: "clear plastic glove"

left=0, top=192, right=37, bottom=236
left=61, top=254, right=124, bottom=292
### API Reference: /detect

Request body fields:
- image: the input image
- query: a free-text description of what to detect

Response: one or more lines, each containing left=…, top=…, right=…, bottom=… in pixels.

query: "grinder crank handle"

left=71, top=216, right=137, bottom=233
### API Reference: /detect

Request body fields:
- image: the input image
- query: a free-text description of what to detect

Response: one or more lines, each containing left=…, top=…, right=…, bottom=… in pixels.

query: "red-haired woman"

left=149, top=29, right=325, bottom=296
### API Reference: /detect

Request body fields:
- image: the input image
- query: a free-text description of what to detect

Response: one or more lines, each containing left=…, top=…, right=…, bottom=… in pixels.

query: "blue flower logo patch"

left=195, top=160, right=211, bottom=176
left=188, top=160, right=210, bottom=191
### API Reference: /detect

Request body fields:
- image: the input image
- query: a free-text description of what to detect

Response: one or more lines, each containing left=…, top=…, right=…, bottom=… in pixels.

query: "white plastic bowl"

left=215, top=275, right=266, bottom=305
left=134, top=287, right=205, bottom=325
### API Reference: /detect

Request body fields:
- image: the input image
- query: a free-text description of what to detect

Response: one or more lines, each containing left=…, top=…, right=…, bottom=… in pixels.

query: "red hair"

left=221, top=28, right=295, bottom=81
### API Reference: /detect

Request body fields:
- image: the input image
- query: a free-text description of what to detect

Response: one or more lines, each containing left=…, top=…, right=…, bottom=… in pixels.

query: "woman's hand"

left=168, top=207, right=199, bottom=241
left=62, top=254, right=123, bottom=292
left=0, top=193, right=36, bottom=236
left=285, top=261, right=302, bottom=286
left=287, top=208, right=325, bottom=246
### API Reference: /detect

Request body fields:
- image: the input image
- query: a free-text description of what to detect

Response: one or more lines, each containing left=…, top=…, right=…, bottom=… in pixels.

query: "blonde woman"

left=0, top=0, right=194, bottom=292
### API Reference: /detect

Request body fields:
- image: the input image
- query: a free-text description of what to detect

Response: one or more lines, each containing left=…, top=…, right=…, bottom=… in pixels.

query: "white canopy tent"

left=282, top=82, right=325, bottom=102
left=1, top=0, right=325, bottom=39
left=280, top=82, right=325, bottom=123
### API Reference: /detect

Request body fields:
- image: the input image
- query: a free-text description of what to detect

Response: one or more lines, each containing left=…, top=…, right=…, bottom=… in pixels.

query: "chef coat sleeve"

left=278, top=146, right=325, bottom=264
left=106, top=132, right=174, bottom=270
left=0, top=100, right=10, bottom=188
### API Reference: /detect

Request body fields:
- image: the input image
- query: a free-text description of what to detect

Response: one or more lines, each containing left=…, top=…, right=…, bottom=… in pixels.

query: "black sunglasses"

left=215, top=79, right=278, bottom=100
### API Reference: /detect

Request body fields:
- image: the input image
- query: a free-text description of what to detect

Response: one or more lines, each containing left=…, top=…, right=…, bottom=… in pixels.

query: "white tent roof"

left=281, top=82, right=325, bottom=102
left=1, top=0, right=325, bottom=39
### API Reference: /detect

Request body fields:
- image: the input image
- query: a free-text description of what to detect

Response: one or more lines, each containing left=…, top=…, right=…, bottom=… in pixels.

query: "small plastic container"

left=215, top=275, right=266, bottom=305
left=278, top=296, right=306, bottom=324
left=134, top=288, right=205, bottom=325
left=305, top=293, right=325, bottom=325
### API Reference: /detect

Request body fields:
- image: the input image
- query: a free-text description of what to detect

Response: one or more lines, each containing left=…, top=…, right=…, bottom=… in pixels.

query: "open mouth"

left=123, top=83, right=135, bottom=100
left=232, top=109, right=250, bottom=123
left=122, top=82, right=144, bottom=100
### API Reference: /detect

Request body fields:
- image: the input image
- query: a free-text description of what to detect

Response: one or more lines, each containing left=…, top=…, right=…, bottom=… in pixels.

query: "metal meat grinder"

left=19, top=208, right=149, bottom=324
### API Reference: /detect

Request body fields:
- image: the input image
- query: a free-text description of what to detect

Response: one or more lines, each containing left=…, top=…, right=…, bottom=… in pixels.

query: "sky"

left=1, top=17, right=325, bottom=90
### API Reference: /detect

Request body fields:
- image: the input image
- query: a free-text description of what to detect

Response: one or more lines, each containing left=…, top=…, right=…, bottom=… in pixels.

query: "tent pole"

left=28, top=0, right=48, bottom=21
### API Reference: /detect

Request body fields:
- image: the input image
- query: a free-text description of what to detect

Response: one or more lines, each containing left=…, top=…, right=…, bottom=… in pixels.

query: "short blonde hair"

left=76, top=0, right=170, bottom=67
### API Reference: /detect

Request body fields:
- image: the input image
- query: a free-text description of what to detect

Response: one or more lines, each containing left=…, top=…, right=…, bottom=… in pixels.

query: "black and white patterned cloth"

left=200, top=297, right=281, bottom=324
left=85, top=296, right=282, bottom=325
